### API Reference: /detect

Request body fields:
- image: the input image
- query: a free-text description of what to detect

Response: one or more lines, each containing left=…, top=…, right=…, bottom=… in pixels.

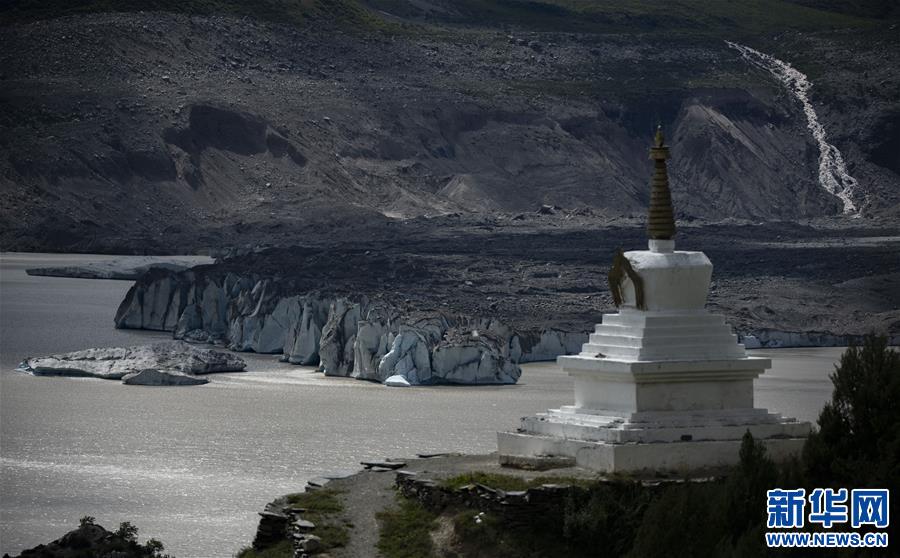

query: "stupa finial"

left=654, top=125, right=665, bottom=148
left=647, top=124, right=676, bottom=242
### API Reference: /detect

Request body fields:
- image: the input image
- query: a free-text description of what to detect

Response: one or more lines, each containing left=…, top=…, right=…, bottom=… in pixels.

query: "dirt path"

left=326, top=453, right=591, bottom=557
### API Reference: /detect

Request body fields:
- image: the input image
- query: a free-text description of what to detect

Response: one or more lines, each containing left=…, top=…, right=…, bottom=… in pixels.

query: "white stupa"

left=497, top=128, right=811, bottom=473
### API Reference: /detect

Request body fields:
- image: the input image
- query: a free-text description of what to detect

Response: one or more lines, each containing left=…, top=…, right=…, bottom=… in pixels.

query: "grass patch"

left=376, top=495, right=439, bottom=558
left=285, top=489, right=344, bottom=514
left=238, top=488, right=349, bottom=556
left=284, top=488, right=350, bottom=550
left=314, top=522, right=351, bottom=549
left=235, top=540, right=292, bottom=558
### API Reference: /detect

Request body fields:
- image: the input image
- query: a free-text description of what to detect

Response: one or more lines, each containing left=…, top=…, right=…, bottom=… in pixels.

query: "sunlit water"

left=0, top=253, right=840, bottom=557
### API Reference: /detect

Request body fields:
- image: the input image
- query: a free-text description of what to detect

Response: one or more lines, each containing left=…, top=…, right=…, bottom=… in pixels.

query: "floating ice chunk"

left=384, top=374, right=412, bottom=387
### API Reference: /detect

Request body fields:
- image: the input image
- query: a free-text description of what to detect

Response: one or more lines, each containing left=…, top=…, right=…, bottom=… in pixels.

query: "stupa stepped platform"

left=497, top=430, right=808, bottom=473
left=518, top=408, right=810, bottom=444
left=498, top=310, right=811, bottom=473
left=581, top=310, right=746, bottom=361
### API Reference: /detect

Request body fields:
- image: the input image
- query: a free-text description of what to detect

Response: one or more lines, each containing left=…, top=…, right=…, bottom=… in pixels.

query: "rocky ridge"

left=24, top=255, right=213, bottom=280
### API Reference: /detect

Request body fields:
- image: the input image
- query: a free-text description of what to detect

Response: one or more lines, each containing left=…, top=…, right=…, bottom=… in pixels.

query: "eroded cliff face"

left=112, top=217, right=900, bottom=385
left=1, top=11, right=896, bottom=253
left=114, top=267, right=587, bottom=385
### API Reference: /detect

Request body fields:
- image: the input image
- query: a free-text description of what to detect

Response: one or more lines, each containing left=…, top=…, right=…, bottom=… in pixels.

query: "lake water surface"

left=0, top=253, right=841, bottom=557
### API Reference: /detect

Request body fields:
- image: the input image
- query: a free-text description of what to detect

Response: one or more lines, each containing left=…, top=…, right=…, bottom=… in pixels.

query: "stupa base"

left=497, top=409, right=810, bottom=473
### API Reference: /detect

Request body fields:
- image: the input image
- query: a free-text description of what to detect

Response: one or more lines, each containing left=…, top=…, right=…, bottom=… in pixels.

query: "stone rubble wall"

left=393, top=471, right=678, bottom=529
left=250, top=486, right=332, bottom=558
left=114, top=268, right=588, bottom=385
left=396, top=472, right=572, bottom=528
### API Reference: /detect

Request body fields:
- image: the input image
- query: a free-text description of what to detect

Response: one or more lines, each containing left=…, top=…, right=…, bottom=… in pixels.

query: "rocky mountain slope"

left=1, top=1, right=898, bottom=253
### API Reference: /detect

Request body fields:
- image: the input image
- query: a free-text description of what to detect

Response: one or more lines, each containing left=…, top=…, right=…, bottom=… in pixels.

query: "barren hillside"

left=1, top=1, right=898, bottom=253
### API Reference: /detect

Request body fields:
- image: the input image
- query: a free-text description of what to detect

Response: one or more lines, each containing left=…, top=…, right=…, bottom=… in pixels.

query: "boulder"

left=298, top=534, right=322, bottom=553
left=122, top=368, right=209, bottom=386
left=18, top=342, right=245, bottom=381
left=384, top=374, right=412, bottom=387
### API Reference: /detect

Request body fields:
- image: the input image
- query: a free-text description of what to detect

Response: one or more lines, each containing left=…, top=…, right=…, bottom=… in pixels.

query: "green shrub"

left=285, top=489, right=344, bottom=514
left=803, top=335, right=900, bottom=545
left=452, top=509, right=527, bottom=557
left=562, top=481, right=650, bottom=555
left=627, top=482, right=727, bottom=558
left=627, top=432, right=781, bottom=558
left=115, top=521, right=139, bottom=542
left=803, top=335, right=900, bottom=488
left=723, top=431, right=778, bottom=541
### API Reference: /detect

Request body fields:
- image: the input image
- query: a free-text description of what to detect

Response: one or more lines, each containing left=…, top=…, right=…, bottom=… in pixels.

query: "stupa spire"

left=647, top=125, right=676, bottom=242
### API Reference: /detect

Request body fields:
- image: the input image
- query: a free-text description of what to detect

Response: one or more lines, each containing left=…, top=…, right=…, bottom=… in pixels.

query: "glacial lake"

left=0, top=253, right=841, bottom=557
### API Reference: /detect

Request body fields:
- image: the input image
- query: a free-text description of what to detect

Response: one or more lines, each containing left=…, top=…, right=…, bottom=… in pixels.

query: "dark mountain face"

left=0, top=3, right=897, bottom=253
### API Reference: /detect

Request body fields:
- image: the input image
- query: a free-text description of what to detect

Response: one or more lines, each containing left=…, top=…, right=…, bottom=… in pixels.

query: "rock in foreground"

left=384, top=374, right=411, bottom=387
left=121, top=368, right=210, bottom=386
left=18, top=341, right=245, bottom=383
left=3, top=519, right=166, bottom=558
